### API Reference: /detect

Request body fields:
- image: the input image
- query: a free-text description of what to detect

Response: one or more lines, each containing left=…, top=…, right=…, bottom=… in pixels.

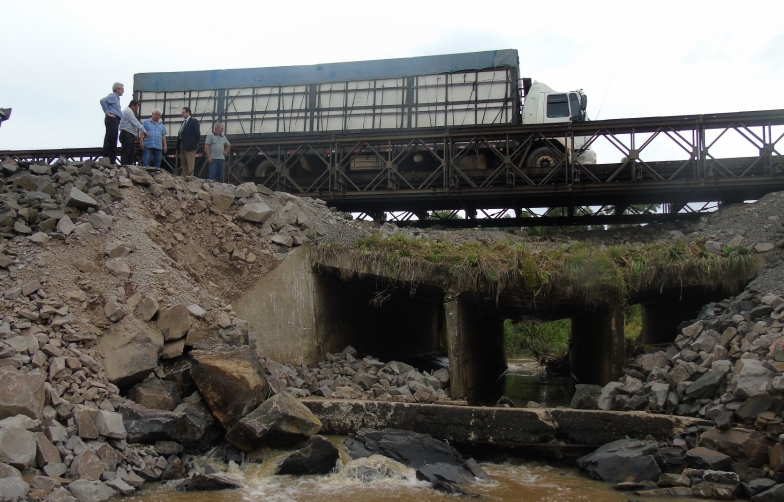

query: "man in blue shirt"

left=142, top=109, right=168, bottom=168
left=99, top=82, right=124, bottom=164
left=119, top=100, right=148, bottom=166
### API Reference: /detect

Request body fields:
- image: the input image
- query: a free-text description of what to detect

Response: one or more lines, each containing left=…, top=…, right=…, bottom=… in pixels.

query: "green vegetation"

left=318, top=233, right=756, bottom=308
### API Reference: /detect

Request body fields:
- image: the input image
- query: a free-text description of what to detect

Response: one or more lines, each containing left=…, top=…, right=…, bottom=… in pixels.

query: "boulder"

left=129, top=377, right=182, bottom=411
left=69, top=449, right=104, bottom=481
left=97, top=316, right=164, bottom=388
left=136, top=296, right=159, bottom=322
left=234, top=182, right=258, bottom=198
left=416, top=462, right=476, bottom=493
left=67, top=480, right=116, bottom=502
left=344, top=428, right=464, bottom=469
left=700, top=427, right=769, bottom=467
left=0, top=368, right=45, bottom=420
left=570, top=384, right=603, bottom=409
left=64, top=187, right=98, bottom=209
left=745, top=479, right=778, bottom=498
left=736, top=393, right=773, bottom=422
left=156, top=304, right=192, bottom=341
left=211, top=194, right=235, bottom=211
left=104, top=477, right=134, bottom=495
left=174, top=395, right=217, bottom=446
left=95, top=444, right=121, bottom=472
left=181, top=473, right=243, bottom=491
left=577, top=439, right=661, bottom=483
left=342, top=455, right=410, bottom=482
left=0, top=462, right=21, bottom=478
left=56, top=215, right=75, bottom=236
left=685, top=367, right=727, bottom=400
left=104, top=259, right=130, bottom=279
left=685, top=447, right=733, bottom=470
left=0, top=477, right=29, bottom=500
left=119, top=403, right=188, bottom=444
left=276, top=435, right=339, bottom=475
left=238, top=202, right=273, bottom=223
left=161, top=455, right=188, bottom=481
left=225, top=393, right=321, bottom=452
left=733, top=359, right=774, bottom=398
left=752, top=484, right=784, bottom=502
left=35, top=432, right=61, bottom=467
left=190, top=345, right=270, bottom=430
left=0, top=426, right=36, bottom=469
left=93, top=410, right=126, bottom=439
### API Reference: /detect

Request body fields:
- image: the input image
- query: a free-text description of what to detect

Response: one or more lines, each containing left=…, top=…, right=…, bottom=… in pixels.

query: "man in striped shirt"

left=119, top=100, right=148, bottom=166
left=142, top=109, right=168, bottom=168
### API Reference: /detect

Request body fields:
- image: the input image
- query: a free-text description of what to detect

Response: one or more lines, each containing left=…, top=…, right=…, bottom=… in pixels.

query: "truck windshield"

left=546, top=94, right=569, bottom=118
left=570, top=93, right=582, bottom=120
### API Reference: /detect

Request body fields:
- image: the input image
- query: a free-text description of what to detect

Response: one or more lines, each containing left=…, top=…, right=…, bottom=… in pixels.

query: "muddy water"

left=130, top=459, right=705, bottom=502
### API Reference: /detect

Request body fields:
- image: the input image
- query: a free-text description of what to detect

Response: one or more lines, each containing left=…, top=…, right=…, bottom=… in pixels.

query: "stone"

left=75, top=407, right=99, bottom=439
left=225, top=393, right=321, bottom=452
left=35, top=432, right=61, bottom=467
left=157, top=304, right=192, bottom=341
left=0, top=427, right=36, bottom=469
left=271, top=234, right=293, bottom=247
left=685, top=447, right=733, bottom=471
left=154, top=441, right=183, bottom=456
left=342, top=455, right=410, bottom=482
left=73, top=258, right=100, bottom=273
left=238, top=202, right=273, bottom=223
left=64, top=187, right=98, bottom=209
left=136, top=296, right=159, bottom=322
left=173, top=397, right=216, bottom=446
left=190, top=345, right=270, bottom=430
left=161, top=339, right=186, bottom=360
left=87, top=213, right=112, bottom=230
left=181, top=472, right=243, bottom=491
left=736, top=393, right=772, bottom=422
left=705, top=241, right=723, bottom=252
left=276, top=435, right=340, bottom=475
left=92, top=410, right=126, bottom=439
left=14, top=220, right=31, bottom=234
left=104, top=241, right=131, bottom=258
left=685, top=367, right=727, bottom=400
left=69, top=449, right=104, bottom=481
left=119, top=403, right=188, bottom=444
left=103, top=300, right=124, bottom=322
left=28, top=232, right=50, bottom=246
left=0, top=368, right=45, bottom=419
left=754, top=242, right=775, bottom=253
left=745, top=479, right=777, bottom=498
left=97, top=316, right=164, bottom=389
left=701, top=427, right=769, bottom=467
left=751, top=484, right=784, bottom=502
left=104, top=259, right=130, bottom=279
left=577, top=439, right=661, bottom=483
left=0, top=477, right=29, bottom=499
left=0, top=462, right=21, bottom=478
left=21, top=280, right=42, bottom=296
left=67, top=480, right=116, bottom=502
left=234, top=182, right=258, bottom=198
left=129, top=378, right=181, bottom=411
left=186, top=304, right=206, bottom=319
left=733, top=359, right=774, bottom=398
left=416, top=462, right=476, bottom=493
left=95, top=443, right=121, bottom=473
left=104, top=477, right=134, bottom=495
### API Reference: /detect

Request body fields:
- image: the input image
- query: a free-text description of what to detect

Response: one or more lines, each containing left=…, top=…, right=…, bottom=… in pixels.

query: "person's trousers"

left=209, top=159, right=226, bottom=182
left=143, top=148, right=163, bottom=168
left=102, top=115, right=121, bottom=164
left=119, top=130, right=137, bottom=166
left=180, top=150, right=196, bottom=177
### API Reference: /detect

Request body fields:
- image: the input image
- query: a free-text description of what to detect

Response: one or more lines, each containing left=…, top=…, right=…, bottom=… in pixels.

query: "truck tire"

left=526, top=147, right=562, bottom=169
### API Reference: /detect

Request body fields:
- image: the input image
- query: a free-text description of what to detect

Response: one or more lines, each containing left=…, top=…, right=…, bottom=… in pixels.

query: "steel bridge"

left=2, top=109, right=783, bottom=227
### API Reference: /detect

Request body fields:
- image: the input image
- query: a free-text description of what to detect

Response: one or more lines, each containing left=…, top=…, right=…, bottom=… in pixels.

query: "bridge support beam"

left=641, top=296, right=711, bottom=345
left=570, top=307, right=625, bottom=386
left=444, top=293, right=506, bottom=401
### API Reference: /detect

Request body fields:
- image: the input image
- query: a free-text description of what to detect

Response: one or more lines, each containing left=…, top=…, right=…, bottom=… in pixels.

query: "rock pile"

left=260, top=346, right=455, bottom=405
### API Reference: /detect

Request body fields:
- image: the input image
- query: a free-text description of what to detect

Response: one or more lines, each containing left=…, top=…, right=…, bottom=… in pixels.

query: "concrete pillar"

left=444, top=292, right=506, bottom=401
left=570, top=307, right=625, bottom=386
left=641, top=297, right=707, bottom=345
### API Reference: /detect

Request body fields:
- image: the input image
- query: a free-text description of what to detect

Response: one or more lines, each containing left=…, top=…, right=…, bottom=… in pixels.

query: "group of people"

left=99, top=82, right=230, bottom=181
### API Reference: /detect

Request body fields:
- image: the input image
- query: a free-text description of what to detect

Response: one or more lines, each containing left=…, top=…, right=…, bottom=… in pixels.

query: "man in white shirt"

left=119, top=100, right=149, bottom=165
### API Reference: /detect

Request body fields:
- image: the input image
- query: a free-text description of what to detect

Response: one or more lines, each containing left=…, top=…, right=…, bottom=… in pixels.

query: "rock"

left=271, top=234, right=293, bottom=247
left=736, top=393, right=772, bottom=422
left=93, top=410, right=126, bottom=439
left=56, top=215, right=75, bottom=236
left=104, top=241, right=131, bottom=258
left=226, top=392, right=321, bottom=451
left=161, top=455, right=188, bottom=481
left=0, top=462, right=21, bottom=478
left=705, top=241, right=723, bottom=252
left=0, top=427, right=36, bottom=469
left=733, top=359, right=774, bottom=398
left=97, top=316, right=163, bottom=388
left=0, top=477, right=29, bottom=500
left=87, top=213, right=112, bottom=230
left=129, top=378, right=182, bottom=411
left=276, top=435, right=339, bottom=475
left=119, top=403, right=188, bottom=444
left=28, top=232, right=50, bottom=246
left=190, top=345, right=270, bottom=430
left=234, top=182, right=258, bottom=198
left=154, top=441, right=183, bottom=456
left=95, top=444, right=121, bottom=473
left=157, top=304, right=192, bottom=341
left=238, top=202, right=272, bottom=223
left=174, top=396, right=217, bottom=446
left=342, top=455, right=410, bottom=482
left=416, top=462, right=475, bottom=493
left=577, top=439, right=661, bottom=483
left=103, top=300, right=124, bottom=322
left=21, top=280, right=41, bottom=296
left=69, top=449, right=104, bottom=481
left=570, top=384, right=603, bottom=409
left=64, top=187, right=98, bottom=209
left=67, top=480, right=116, bottom=502
left=685, top=447, right=733, bottom=470
left=73, top=258, right=100, bottom=273
left=136, top=296, right=159, bottom=322
left=744, top=478, right=777, bottom=498
left=181, top=473, right=243, bottom=491
left=752, top=484, right=784, bottom=502
left=754, top=242, right=775, bottom=253
left=104, top=477, right=134, bottom=495
left=685, top=367, right=727, bottom=400
left=161, top=339, right=185, bottom=360
left=700, top=427, right=769, bottom=467
left=344, top=429, right=464, bottom=469
left=75, top=407, right=99, bottom=439
left=35, top=432, right=61, bottom=467
left=0, top=368, right=45, bottom=420
left=104, top=259, right=130, bottom=279
left=186, top=304, right=206, bottom=319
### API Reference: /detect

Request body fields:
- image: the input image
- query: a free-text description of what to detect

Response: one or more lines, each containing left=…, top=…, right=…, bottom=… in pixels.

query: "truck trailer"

left=133, top=49, right=596, bottom=181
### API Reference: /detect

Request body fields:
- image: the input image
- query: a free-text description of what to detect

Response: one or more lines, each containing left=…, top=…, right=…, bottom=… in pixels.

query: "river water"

left=129, top=361, right=705, bottom=502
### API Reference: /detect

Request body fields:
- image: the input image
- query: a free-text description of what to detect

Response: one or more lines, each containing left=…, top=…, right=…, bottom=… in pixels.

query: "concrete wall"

left=570, top=307, right=625, bottom=386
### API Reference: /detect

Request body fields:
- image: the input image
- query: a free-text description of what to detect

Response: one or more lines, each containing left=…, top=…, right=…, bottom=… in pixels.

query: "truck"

left=133, top=49, right=596, bottom=180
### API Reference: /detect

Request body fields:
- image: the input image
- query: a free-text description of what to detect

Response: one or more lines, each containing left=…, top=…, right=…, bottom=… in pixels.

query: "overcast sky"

left=1, top=0, right=782, bottom=163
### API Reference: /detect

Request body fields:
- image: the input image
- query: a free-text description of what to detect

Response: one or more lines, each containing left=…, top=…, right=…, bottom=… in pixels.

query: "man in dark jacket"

left=177, top=107, right=201, bottom=176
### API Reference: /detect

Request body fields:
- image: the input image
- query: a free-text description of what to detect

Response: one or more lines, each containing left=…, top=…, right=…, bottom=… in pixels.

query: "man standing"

left=205, top=122, right=231, bottom=182
left=177, top=107, right=200, bottom=177
left=119, top=100, right=148, bottom=165
left=142, top=109, right=168, bottom=168
left=99, top=82, right=124, bottom=164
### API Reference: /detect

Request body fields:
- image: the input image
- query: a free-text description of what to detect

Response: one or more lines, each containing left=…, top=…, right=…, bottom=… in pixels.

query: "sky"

left=1, top=0, right=783, bottom=164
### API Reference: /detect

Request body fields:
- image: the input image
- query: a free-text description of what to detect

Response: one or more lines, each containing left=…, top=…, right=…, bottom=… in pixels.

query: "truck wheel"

left=526, top=147, right=562, bottom=169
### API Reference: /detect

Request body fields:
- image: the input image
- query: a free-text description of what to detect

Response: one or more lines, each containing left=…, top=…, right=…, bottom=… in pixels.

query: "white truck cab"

left=521, top=81, right=597, bottom=167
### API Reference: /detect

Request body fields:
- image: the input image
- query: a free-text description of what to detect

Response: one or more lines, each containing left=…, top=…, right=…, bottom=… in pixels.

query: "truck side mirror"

left=580, top=95, right=587, bottom=111
left=0, top=108, right=11, bottom=129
